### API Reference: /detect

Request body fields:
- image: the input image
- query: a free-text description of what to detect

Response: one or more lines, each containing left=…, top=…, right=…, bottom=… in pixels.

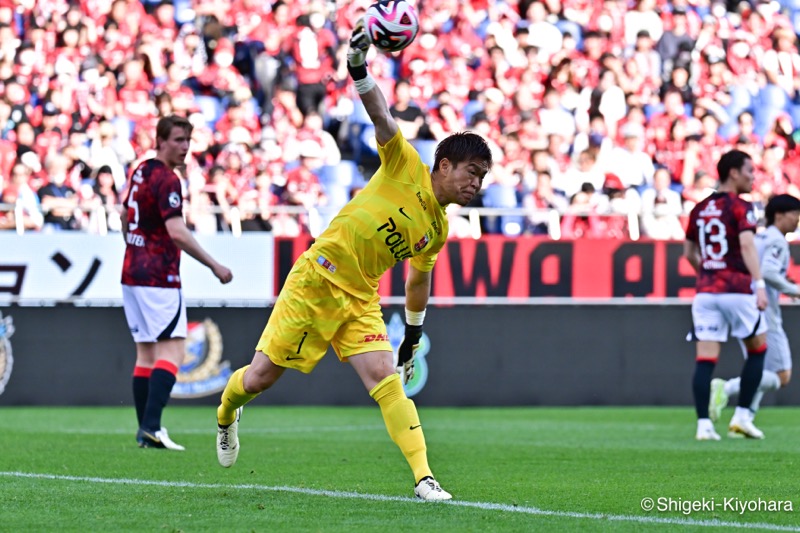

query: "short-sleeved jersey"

left=121, top=159, right=184, bottom=288
left=685, top=191, right=758, bottom=294
left=308, top=129, right=449, bottom=300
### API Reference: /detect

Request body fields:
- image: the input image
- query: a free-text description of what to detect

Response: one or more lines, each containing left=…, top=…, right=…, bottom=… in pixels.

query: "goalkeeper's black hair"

left=765, top=194, right=800, bottom=226
left=433, top=132, right=493, bottom=173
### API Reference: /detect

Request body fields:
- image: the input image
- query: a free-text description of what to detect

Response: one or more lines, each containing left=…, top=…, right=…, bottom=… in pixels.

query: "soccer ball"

left=364, top=0, right=419, bottom=53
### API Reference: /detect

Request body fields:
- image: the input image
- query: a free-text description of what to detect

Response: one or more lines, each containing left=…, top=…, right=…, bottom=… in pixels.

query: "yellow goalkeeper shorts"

left=255, top=254, right=392, bottom=373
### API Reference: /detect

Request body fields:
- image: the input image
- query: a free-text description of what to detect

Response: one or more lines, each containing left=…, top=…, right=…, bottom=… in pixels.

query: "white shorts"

left=738, top=328, right=793, bottom=372
left=122, top=285, right=187, bottom=343
left=691, top=293, right=767, bottom=342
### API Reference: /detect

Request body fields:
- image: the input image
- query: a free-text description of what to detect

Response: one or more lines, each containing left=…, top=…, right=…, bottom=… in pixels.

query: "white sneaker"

left=414, top=477, right=452, bottom=501
left=695, top=426, right=721, bottom=441
left=217, top=407, right=242, bottom=468
left=157, top=427, right=186, bottom=451
left=137, top=426, right=186, bottom=451
left=708, top=378, right=729, bottom=422
left=728, top=411, right=764, bottom=439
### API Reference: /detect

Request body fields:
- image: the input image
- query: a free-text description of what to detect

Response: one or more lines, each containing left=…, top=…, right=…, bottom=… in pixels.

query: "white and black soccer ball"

left=364, top=0, right=419, bottom=53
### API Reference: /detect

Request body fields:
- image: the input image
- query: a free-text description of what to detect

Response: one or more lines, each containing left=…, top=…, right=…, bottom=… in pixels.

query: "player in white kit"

left=710, top=194, right=800, bottom=430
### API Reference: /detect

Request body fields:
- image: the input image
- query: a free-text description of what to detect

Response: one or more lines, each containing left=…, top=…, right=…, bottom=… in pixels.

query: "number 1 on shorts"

left=296, top=331, right=308, bottom=354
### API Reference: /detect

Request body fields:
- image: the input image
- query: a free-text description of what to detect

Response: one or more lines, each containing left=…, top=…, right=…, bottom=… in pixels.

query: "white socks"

left=724, top=370, right=781, bottom=411
left=697, top=418, right=714, bottom=430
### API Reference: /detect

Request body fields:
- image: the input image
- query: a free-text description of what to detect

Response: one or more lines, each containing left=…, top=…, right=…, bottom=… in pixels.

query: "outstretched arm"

left=347, top=20, right=399, bottom=146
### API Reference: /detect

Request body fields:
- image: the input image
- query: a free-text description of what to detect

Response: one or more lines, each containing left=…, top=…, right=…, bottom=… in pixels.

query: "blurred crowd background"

left=2, top=0, right=800, bottom=240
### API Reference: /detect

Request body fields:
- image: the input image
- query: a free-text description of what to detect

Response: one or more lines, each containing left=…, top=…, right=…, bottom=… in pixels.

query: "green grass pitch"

left=1, top=406, right=798, bottom=532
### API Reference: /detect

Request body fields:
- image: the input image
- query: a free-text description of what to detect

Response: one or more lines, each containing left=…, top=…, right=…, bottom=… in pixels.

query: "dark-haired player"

left=710, top=194, right=800, bottom=432
left=215, top=21, right=493, bottom=500
left=122, top=115, right=233, bottom=450
left=684, top=149, right=768, bottom=440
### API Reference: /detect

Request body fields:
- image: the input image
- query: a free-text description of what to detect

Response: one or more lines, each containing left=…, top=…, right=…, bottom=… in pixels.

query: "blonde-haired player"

left=214, top=20, right=492, bottom=500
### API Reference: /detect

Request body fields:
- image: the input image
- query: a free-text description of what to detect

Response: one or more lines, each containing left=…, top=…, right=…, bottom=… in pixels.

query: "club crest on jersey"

left=168, top=191, right=181, bottom=208
left=414, top=232, right=431, bottom=252
left=387, top=313, right=429, bottom=398
left=171, top=318, right=232, bottom=398
left=0, top=312, right=14, bottom=396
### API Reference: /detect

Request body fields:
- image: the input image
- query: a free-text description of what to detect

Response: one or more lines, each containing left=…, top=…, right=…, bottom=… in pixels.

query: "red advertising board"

left=273, top=236, right=800, bottom=300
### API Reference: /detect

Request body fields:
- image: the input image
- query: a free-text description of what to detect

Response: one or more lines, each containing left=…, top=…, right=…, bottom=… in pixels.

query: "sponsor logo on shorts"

left=317, top=255, right=336, bottom=273
left=171, top=318, right=233, bottom=399
left=387, top=312, right=429, bottom=398
left=362, top=333, right=389, bottom=343
left=0, top=312, right=14, bottom=396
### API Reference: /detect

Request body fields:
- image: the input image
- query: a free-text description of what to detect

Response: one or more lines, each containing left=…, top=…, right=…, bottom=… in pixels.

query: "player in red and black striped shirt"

left=121, top=115, right=233, bottom=450
left=684, top=150, right=768, bottom=440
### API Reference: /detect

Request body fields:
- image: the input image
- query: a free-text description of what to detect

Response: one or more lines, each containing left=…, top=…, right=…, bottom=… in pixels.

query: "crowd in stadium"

left=2, top=0, right=800, bottom=239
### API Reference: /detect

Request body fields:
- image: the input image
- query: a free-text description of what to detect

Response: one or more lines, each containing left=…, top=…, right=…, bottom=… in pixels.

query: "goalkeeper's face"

left=439, top=157, right=489, bottom=206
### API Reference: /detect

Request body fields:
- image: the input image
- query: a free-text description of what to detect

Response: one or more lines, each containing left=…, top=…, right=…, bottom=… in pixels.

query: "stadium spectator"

left=238, top=166, right=279, bottom=232
left=288, top=8, right=337, bottom=116
left=607, top=122, right=654, bottom=191
left=597, top=172, right=639, bottom=239
left=38, top=153, right=79, bottom=231
left=624, top=0, right=663, bottom=47
left=561, top=187, right=604, bottom=239
left=656, top=6, right=694, bottom=81
left=554, top=148, right=603, bottom=199
left=389, top=80, right=427, bottom=143
left=2, top=163, right=43, bottom=231
left=640, top=166, right=685, bottom=240
left=523, top=171, right=567, bottom=235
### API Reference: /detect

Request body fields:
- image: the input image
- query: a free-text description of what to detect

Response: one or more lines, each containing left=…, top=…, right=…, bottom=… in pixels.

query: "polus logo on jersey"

left=171, top=318, right=233, bottom=398
left=387, top=312, right=429, bottom=398
left=0, top=312, right=14, bottom=396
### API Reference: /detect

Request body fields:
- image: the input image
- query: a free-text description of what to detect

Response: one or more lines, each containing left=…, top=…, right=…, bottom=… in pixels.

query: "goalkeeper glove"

left=396, top=324, right=422, bottom=385
left=347, top=18, right=370, bottom=69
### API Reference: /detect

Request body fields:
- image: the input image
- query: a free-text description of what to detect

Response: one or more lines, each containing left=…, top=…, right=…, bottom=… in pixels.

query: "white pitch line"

left=1, top=472, right=797, bottom=532
left=0, top=424, right=385, bottom=435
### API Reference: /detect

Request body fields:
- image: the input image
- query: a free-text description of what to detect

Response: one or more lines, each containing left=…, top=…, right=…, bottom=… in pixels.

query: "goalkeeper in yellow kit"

left=215, top=20, right=492, bottom=501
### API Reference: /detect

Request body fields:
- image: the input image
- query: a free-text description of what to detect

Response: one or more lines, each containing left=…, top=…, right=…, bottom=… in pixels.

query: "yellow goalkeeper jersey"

left=307, top=129, right=449, bottom=301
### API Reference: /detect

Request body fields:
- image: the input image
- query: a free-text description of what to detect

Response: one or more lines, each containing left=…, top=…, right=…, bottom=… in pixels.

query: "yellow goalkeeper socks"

left=370, top=373, right=433, bottom=483
left=217, top=365, right=260, bottom=426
